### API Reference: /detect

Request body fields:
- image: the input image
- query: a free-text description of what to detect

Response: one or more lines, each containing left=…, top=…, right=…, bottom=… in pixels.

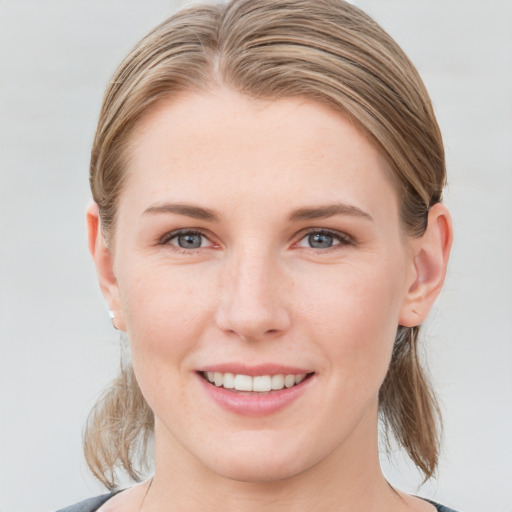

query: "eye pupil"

left=308, top=233, right=333, bottom=248
left=178, top=233, right=202, bottom=248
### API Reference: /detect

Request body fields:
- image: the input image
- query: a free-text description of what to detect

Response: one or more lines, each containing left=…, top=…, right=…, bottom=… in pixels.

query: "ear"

left=399, top=203, right=453, bottom=327
left=87, top=203, right=126, bottom=331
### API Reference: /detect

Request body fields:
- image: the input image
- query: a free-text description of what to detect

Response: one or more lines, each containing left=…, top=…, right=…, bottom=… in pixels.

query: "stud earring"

left=108, top=310, right=119, bottom=330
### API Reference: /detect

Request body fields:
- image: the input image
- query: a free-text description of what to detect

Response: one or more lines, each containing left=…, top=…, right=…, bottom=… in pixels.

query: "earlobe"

left=86, top=203, right=126, bottom=331
left=399, top=203, right=453, bottom=327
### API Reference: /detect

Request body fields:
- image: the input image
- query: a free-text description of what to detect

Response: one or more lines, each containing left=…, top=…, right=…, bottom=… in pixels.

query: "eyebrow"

left=288, top=203, right=373, bottom=222
left=144, top=203, right=220, bottom=221
left=143, top=201, right=373, bottom=223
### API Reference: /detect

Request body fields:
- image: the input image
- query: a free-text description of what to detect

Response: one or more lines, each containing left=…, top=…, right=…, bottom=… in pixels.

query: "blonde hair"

left=86, top=0, right=445, bottom=489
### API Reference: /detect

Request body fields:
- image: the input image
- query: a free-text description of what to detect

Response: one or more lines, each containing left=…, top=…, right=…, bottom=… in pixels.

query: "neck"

left=144, top=409, right=406, bottom=512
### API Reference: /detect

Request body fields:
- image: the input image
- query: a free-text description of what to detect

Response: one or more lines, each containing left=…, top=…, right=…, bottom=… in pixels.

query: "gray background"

left=1, top=1, right=511, bottom=511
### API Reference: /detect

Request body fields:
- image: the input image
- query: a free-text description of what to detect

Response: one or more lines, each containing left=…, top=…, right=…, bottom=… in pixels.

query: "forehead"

left=122, top=88, right=399, bottom=220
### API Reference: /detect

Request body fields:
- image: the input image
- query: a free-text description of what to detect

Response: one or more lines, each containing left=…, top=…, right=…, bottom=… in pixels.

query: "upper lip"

left=196, top=363, right=314, bottom=376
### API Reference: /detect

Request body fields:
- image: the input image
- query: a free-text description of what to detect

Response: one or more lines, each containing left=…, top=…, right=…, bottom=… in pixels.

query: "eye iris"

left=177, top=233, right=202, bottom=248
left=308, top=232, right=333, bottom=248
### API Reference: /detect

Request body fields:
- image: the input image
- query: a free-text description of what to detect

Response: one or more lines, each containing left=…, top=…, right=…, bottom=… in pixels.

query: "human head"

left=86, top=0, right=448, bottom=488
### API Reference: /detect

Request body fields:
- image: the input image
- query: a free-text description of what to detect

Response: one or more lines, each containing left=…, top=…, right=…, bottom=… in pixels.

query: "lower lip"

left=197, top=373, right=314, bottom=417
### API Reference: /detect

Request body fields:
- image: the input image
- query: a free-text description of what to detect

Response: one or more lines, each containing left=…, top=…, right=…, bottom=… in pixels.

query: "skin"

left=88, top=88, right=452, bottom=512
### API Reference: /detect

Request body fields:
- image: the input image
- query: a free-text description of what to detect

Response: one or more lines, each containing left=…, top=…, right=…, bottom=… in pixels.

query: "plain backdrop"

left=1, top=1, right=511, bottom=511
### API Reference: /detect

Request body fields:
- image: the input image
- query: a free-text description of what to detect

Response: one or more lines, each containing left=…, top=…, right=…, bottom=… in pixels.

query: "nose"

left=215, top=248, right=291, bottom=342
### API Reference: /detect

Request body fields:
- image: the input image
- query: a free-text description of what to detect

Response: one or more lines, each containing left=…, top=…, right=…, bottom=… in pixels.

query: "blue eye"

left=168, top=231, right=206, bottom=249
left=307, top=232, right=335, bottom=249
left=297, top=230, right=351, bottom=249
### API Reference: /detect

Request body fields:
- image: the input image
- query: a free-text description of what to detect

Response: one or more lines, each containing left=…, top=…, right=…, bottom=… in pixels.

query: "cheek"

left=296, top=260, right=405, bottom=382
left=117, top=262, right=215, bottom=378
left=116, top=266, right=217, bottom=424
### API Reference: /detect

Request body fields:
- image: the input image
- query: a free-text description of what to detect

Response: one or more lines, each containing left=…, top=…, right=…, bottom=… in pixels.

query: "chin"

left=210, top=457, right=307, bottom=484
left=198, top=437, right=318, bottom=484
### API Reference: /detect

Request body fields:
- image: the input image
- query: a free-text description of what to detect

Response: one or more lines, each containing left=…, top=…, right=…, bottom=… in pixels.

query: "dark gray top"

left=55, top=492, right=118, bottom=512
left=55, top=491, right=459, bottom=512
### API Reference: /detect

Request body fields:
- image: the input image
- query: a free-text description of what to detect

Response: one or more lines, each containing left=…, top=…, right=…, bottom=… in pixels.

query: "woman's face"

left=105, top=89, right=419, bottom=482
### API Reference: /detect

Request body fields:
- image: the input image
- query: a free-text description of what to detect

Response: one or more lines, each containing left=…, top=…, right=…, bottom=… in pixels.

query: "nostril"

left=237, top=328, right=283, bottom=342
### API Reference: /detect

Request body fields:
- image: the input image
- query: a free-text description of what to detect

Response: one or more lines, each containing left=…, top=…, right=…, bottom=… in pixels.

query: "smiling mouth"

left=201, top=371, right=314, bottom=393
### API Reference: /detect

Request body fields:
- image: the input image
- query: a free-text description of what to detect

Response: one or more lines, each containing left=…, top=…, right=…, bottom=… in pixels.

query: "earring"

left=108, top=310, right=119, bottom=330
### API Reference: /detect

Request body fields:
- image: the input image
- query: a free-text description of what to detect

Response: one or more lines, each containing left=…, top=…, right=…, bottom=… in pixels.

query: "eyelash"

left=297, top=228, right=354, bottom=251
left=159, top=228, right=354, bottom=253
left=159, top=229, right=213, bottom=253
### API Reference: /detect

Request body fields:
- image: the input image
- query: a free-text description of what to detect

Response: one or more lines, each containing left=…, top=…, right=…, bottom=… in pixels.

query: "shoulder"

left=54, top=492, right=119, bottom=512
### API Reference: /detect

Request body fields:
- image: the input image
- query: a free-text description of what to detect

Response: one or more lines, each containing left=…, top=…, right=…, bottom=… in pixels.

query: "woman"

left=58, top=0, right=455, bottom=510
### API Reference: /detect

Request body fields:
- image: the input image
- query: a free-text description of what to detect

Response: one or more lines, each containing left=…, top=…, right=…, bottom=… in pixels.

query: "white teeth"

left=204, top=372, right=309, bottom=392
left=253, top=375, right=272, bottom=392
left=295, top=374, right=306, bottom=384
left=284, top=374, right=295, bottom=388
left=234, top=374, right=252, bottom=391
left=271, top=374, right=284, bottom=390
left=223, top=372, right=235, bottom=389
left=214, top=372, right=223, bottom=387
